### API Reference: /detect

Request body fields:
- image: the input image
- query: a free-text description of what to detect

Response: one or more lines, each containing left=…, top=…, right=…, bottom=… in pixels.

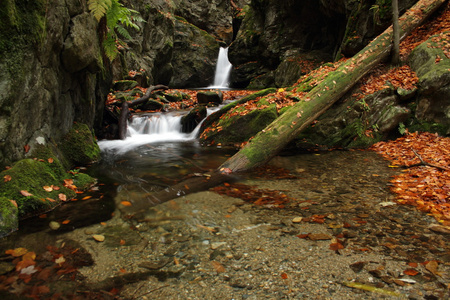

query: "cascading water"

left=99, top=47, right=231, bottom=155
left=98, top=108, right=220, bottom=155
left=208, top=47, right=232, bottom=89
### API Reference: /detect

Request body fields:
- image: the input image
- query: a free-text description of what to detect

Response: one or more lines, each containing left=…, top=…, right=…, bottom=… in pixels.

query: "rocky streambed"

left=2, top=150, right=448, bottom=299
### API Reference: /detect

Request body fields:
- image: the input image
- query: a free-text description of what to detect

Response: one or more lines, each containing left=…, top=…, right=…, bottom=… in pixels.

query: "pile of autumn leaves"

left=371, top=131, right=450, bottom=224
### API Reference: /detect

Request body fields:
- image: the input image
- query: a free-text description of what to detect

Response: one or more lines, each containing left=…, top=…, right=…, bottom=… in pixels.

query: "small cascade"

left=98, top=109, right=219, bottom=154
left=209, top=47, right=232, bottom=89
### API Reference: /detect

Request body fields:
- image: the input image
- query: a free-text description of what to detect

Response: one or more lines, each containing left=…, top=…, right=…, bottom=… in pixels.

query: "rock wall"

left=0, top=0, right=110, bottom=168
left=229, top=0, right=418, bottom=88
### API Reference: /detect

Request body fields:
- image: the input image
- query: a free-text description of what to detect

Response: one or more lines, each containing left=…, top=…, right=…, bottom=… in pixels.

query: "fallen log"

left=219, top=0, right=446, bottom=173
left=118, top=84, right=169, bottom=139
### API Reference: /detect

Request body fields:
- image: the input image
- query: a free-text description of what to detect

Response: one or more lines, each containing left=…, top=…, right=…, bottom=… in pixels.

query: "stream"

left=0, top=48, right=448, bottom=298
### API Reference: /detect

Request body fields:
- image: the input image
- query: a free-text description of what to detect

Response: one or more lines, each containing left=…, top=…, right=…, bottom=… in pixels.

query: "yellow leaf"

left=5, top=247, right=28, bottom=257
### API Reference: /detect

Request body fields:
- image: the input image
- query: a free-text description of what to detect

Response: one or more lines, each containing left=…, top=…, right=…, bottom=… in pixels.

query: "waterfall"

left=209, top=47, right=232, bottom=89
left=98, top=108, right=220, bottom=154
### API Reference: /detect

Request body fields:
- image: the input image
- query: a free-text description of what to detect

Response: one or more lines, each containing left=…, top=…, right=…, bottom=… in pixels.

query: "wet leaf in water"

left=403, top=269, right=419, bottom=276
left=5, top=247, right=28, bottom=257
left=211, top=261, right=225, bottom=273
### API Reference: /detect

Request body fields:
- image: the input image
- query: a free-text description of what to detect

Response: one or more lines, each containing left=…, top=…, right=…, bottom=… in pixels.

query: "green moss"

left=0, top=0, right=47, bottom=54
left=0, top=196, right=18, bottom=237
left=0, top=159, right=76, bottom=218
left=60, top=123, right=101, bottom=166
left=71, top=171, right=97, bottom=190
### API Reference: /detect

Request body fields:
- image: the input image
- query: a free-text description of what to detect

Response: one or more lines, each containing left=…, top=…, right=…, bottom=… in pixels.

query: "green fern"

left=88, top=0, right=145, bottom=60
left=88, top=0, right=112, bottom=21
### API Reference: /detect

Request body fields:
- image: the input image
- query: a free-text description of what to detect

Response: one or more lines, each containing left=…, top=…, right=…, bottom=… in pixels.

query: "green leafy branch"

left=88, top=0, right=145, bottom=60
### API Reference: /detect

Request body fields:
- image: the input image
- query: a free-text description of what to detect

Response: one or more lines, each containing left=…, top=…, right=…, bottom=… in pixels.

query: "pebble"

left=211, top=242, right=227, bottom=250
left=92, top=234, right=105, bottom=242
left=292, top=217, right=303, bottom=223
left=49, top=221, right=60, bottom=230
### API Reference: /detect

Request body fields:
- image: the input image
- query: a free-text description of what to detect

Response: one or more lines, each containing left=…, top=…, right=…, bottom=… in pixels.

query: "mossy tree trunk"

left=219, top=0, right=446, bottom=173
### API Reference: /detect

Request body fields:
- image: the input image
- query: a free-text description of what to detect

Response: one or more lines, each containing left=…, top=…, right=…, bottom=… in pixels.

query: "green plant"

left=398, top=122, right=406, bottom=135
left=88, top=0, right=145, bottom=60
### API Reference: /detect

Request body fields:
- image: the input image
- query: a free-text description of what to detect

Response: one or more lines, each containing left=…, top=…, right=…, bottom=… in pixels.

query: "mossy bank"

left=0, top=123, right=100, bottom=238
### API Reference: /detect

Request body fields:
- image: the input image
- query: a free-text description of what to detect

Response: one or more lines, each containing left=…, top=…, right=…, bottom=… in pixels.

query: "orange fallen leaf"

left=43, top=185, right=53, bottom=192
left=61, top=220, right=71, bottom=224
left=281, top=272, right=288, bottom=279
left=403, top=269, right=419, bottom=276
left=58, top=193, right=67, bottom=201
left=22, top=251, right=36, bottom=261
left=329, top=242, right=345, bottom=251
left=4, top=175, right=12, bottom=182
left=121, top=201, right=132, bottom=207
left=211, top=261, right=225, bottom=273
left=82, top=195, right=93, bottom=200
left=20, top=190, right=33, bottom=197
left=5, top=247, right=28, bottom=257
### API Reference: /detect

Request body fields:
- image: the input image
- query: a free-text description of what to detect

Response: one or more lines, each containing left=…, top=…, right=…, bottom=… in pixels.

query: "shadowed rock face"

left=228, top=0, right=418, bottom=89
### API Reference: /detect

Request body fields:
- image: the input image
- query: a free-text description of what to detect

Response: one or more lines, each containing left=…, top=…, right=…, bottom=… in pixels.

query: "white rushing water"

left=208, top=47, right=232, bottom=89
left=98, top=108, right=220, bottom=155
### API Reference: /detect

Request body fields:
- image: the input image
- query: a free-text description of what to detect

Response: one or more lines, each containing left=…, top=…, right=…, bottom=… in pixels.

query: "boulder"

left=59, top=123, right=101, bottom=166
left=199, top=96, right=278, bottom=145
left=181, top=105, right=207, bottom=133
left=197, top=91, right=223, bottom=105
left=408, top=31, right=450, bottom=134
left=169, top=16, right=219, bottom=88
left=61, top=12, right=102, bottom=73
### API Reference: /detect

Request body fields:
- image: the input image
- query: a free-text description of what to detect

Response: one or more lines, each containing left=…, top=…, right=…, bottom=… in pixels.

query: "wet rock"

left=197, top=91, right=223, bottom=105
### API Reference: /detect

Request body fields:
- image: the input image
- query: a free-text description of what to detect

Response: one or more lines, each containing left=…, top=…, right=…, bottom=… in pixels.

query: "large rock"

left=61, top=12, right=102, bottom=73
left=199, top=90, right=279, bottom=145
left=0, top=0, right=110, bottom=168
left=173, top=0, right=234, bottom=44
left=408, top=31, right=450, bottom=134
left=169, top=16, right=219, bottom=88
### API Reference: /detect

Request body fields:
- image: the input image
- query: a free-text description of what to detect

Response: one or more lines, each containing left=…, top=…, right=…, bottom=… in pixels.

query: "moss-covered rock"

left=59, top=123, right=101, bottom=166
left=113, top=80, right=139, bottom=91
left=0, top=197, right=18, bottom=238
left=197, top=91, right=223, bottom=105
left=200, top=99, right=278, bottom=145
left=408, top=31, right=450, bottom=135
left=0, top=159, right=76, bottom=218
